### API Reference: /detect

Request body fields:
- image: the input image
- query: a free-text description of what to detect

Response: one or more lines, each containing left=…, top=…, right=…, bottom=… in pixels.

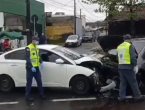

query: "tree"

left=82, top=0, right=145, bottom=36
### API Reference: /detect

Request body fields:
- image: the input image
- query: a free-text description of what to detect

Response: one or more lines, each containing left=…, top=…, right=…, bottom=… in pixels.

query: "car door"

left=39, top=49, right=67, bottom=87
left=5, top=49, right=35, bottom=86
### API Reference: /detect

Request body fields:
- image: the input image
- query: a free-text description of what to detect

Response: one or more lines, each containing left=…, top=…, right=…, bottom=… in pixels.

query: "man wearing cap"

left=117, top=34, right=143, bottom=102
left=25, top=36, right=46, bottom=101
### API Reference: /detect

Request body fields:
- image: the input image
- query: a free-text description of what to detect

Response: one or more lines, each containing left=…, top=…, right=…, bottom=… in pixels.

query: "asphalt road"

left=67, top=42, right=99, bottom=54
left=0, top=42, right=145, bottom=110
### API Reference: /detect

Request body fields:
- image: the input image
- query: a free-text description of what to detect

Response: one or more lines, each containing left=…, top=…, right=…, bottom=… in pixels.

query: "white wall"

left=76, top=15, right=86, bottom=28
left=76, top=18, right=82, bottom=37
left=0, top=12, right=4, bottom=31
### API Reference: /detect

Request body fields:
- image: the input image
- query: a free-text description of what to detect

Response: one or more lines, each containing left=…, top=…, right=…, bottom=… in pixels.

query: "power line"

left=40, top=0, right=74, bottom=12
left=51, top=0, right=73, bottom=12
left=76, top=4, right=95, bottom=21
left=77, top=0, right=105, bottom=18
left=48, top=0, right=73, bottom=7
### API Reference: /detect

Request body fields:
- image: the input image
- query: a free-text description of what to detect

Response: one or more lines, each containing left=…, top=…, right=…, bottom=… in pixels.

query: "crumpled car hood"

left=74, top=56, right=101, bottom=64
left=97, top=35, right=124, bottom=52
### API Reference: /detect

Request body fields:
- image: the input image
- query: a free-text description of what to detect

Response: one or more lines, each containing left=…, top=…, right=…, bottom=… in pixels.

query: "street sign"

left=31, top=14, right=38, bottom=23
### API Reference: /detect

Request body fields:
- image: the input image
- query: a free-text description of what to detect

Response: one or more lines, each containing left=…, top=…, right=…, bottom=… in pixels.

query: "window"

left=5, top=50, right=25, bottom=60
left=132, top=41, right=145, bottom=54
left=52, top=47, right=82, bottom=60
left=40, top=49, right=71, bottom=64
left=67, top=35, right=78, bottom=40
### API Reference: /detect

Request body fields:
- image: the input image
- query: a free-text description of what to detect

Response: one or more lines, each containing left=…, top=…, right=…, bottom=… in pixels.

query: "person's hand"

left=134, top=65, right=138, bottom=74
left=40, top=63, right=43, bottom=70
left=31, top=67, right=36, bottom=72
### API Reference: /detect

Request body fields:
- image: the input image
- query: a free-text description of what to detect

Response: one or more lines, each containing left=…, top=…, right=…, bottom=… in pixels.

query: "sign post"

left=31, top=14, right=38, bottom=36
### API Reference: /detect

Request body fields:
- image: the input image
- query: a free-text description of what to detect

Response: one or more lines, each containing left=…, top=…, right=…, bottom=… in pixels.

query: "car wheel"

left=71, top=76, right=90, bottom=94
left=0, top=75, right=15, bottom=92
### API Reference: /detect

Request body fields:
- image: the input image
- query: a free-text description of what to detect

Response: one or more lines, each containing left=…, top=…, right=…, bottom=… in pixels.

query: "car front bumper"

left=89, top=72, right=101, bottom=91
left=83, top=38, right=92, bottom=41
left=65, top=42, right=78, bottom=46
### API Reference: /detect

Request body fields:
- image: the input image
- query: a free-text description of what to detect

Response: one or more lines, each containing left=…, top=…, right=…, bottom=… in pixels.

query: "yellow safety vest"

left=117, top=41, right=131, bottom=64
left=27, top=43, right=40, bottom=67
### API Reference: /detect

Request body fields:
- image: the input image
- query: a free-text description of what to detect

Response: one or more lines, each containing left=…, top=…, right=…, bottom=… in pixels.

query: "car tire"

left=71, top=76, right=90, bottom=95
left=0, top=75, right=15, bottom=92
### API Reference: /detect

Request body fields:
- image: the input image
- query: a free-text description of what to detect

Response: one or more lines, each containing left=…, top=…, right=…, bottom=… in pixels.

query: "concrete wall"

left=0, top=12, right=4, bottom=31
left=76, top=18, right=82, bottom=37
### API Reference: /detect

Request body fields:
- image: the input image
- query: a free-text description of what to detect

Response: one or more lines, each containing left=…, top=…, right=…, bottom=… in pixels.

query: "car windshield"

left=84, top=32, right=92, bottom=36
left=52, top=47, right=82, bottom=60
left=132, top=40, right=145, bottom=54
left=68, top=35, right=78, bottom=40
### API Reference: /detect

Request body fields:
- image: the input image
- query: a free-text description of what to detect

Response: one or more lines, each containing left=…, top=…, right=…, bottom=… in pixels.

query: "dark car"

left=82, top=32, right=96, bottom=42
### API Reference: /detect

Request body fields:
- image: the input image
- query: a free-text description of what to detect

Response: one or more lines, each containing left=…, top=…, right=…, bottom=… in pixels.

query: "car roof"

left=2, top=44, right=59, bottom=54
left=132, top=38, right=145, bottom=41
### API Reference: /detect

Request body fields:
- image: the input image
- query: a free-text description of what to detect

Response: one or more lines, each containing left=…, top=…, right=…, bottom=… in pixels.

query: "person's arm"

left=25, top=47, right=33, bottom=67
left=130, top=45, right=137, bottom=66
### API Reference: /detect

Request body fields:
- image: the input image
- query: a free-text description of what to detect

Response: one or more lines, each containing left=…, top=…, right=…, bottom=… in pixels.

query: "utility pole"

left=105, top=10, right=108, bottom=35
left=74, top=0, right=76, bottom=35
left=80, top=9, right=81, bottom=18
left=25, top=0, right=31, bottom=45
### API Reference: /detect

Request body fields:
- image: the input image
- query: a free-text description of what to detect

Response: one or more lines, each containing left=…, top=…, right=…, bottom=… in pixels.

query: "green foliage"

left=82, top=0, right=145, bottom=19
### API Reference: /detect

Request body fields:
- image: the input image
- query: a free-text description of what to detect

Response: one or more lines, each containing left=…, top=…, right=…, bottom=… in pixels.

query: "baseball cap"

left=32, top=36, right=39, bottom=41
left=123, top=34, right=131, bottom=40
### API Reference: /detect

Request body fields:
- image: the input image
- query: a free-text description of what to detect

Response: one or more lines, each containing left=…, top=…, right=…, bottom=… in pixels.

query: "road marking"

left=0, top=101, right=19, bottom=105
left=51, top=97, right=97, bottom=102
left=118, top=95, right=145, bottom=99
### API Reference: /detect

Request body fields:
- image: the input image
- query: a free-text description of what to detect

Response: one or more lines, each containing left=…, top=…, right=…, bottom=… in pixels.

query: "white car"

left=64, top=35, right=82, bottom=47
left=0, top=45, right=98, bottom=94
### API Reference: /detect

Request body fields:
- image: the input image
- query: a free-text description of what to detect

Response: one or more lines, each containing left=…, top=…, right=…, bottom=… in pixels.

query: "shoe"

left=40, top=95, right=46, bottom=99
left=133, top=98, right=144, bottom=103
left=26, top=97, right=34, bottom=101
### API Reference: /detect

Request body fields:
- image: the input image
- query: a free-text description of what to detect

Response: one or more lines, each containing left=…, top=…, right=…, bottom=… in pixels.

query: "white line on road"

left=51, top=97, right=97, bottom=102
left=118, top=95, right=145, bottom=99
left=0, top=101, right=19, bottom=105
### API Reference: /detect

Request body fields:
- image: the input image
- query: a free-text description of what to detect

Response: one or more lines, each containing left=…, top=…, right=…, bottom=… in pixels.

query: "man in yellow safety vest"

left=117, top=34, right=143, bottom=103
left=25, top=36, right=46, bottom=101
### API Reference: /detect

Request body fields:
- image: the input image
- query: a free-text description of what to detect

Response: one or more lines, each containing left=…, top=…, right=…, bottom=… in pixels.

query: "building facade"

left=0, top=0, right=45, bottom=35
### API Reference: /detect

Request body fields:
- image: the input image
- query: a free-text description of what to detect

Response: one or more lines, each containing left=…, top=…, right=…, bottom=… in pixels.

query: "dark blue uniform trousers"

left=118, top=69, right=141, bottom=100
left=25, top=67, right=44, bottom=97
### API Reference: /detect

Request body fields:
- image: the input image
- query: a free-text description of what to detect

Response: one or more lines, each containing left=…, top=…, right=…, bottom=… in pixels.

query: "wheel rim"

left=1, top=79, right=10, bottom=89
left=76, top=81, right=85, bottom=91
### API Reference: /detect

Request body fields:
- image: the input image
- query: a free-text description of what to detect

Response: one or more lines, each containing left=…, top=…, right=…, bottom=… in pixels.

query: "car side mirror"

left=55, top=58, right=64, bottom=64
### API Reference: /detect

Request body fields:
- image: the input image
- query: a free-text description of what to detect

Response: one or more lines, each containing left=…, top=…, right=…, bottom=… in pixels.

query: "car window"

left=68, top=35, right=78, bottom=40
left=40, top=49, right=71, bottom=64
left=132, top=41, right=145, bottom=54
left=52, top=47, right=82, bottom=60
left=5, top=50, right=25, bottom=60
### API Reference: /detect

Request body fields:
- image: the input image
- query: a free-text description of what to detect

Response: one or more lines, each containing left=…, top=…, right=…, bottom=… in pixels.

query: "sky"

left=37, top=0, right=106, bottom=22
